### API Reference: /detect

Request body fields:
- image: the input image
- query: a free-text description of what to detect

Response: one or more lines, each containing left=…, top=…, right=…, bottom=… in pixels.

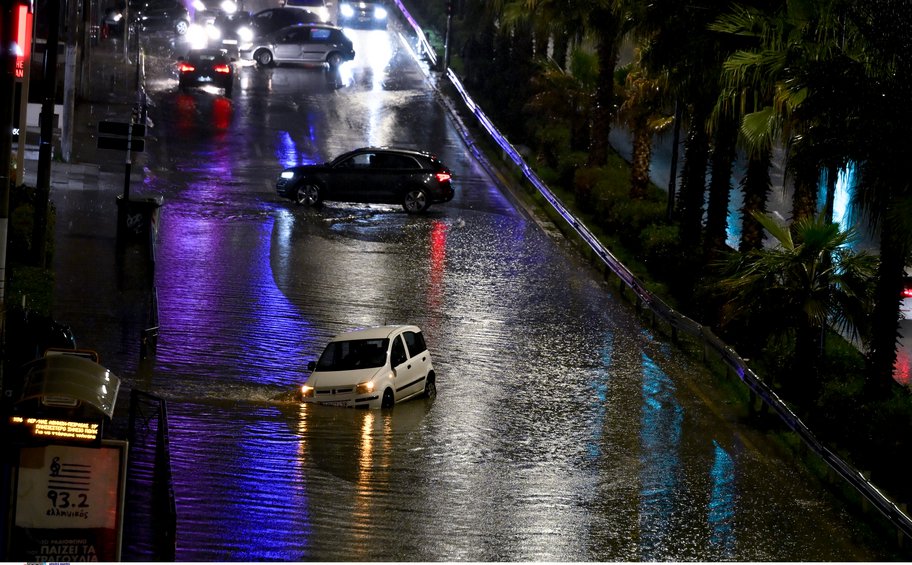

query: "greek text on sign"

left=16, top=445, right=120, bottom=529
left=9, top=415, right=101, bottom=441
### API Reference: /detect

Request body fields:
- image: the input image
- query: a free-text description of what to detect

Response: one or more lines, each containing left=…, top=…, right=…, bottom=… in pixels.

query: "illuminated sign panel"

left=9, top=415, right=103, bottom=442
left=9, top=3, right=33, bottom=80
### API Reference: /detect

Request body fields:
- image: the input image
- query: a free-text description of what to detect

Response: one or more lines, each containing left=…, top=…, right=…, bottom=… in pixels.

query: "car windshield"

left=316, top=338, right=389, bottom=371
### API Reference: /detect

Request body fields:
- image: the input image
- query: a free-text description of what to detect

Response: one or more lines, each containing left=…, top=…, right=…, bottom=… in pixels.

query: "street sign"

left=98, top=120, right=145, bottom=137
left=97, top=136, right=144, bottom=152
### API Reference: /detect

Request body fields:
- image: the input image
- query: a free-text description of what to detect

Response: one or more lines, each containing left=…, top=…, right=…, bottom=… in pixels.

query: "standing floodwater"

left=49, top=24, right=899, bottom=561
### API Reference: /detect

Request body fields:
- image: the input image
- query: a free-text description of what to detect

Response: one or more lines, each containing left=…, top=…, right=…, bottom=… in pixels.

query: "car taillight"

left=435, top=172, right=451, bottom=183
left=177, top=62, right=195, bottom=73
left=903, top=286, right=912, bottom=299
left=213, top=63, right=231, bottom=74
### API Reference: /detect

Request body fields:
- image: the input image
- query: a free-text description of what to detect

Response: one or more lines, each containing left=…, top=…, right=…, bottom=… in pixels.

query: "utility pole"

left=32, top=0, right=62, bottom=268
left=1, top=0, right=18, bottom=392
left=442, top=0, right=451, bottom=72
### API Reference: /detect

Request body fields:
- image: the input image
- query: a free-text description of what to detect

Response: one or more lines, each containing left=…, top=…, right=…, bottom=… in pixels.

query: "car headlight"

left=192, top=0, right=206, bottom=11
left=300, top=383, right=314, bottom=398
left=374, top=6, right=387, bottom=19
left=207, top=25, right=221, bottom=40
left=220, top=0, right=237, bottom=14
left=340, top=3, right=354, bottom=17
left=237, top=26, right=253, bottom=42
left=355, top=381, right=375, bottom=395
left=280, top=170, right=296, bottom=180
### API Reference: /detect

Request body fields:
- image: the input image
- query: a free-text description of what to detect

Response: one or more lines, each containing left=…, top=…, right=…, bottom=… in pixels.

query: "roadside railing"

left=125, top=389, right=177, bottom=560
left=393, top=1, right=912, bottom=547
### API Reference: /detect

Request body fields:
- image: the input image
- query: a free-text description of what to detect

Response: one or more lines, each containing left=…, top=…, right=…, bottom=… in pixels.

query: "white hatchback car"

left=300, top=325, right=436, bottom=409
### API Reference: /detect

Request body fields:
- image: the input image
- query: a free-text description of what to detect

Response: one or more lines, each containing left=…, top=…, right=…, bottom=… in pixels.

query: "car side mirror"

left=307, top=360, right=316, bottom=371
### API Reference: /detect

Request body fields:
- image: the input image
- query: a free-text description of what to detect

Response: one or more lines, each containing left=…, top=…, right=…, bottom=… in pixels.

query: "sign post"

left=97, top=119, right=146, bottom=201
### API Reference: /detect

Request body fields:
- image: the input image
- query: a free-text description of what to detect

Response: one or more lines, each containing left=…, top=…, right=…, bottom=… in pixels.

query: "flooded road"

left=54, top=24, right=898, bottom=560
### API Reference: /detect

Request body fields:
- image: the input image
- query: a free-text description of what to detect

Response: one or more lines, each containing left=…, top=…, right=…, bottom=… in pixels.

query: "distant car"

left=902, top=275, right=912, bottom=319
left=177, top=48, right=235, bottom=96
left=239, top=23, right=355, bottom=68
left=187, top=10, right=251, bottom=53
left=338, top=0, right=388, bottom=29
left=234, top=7, right=322, bottom=51
left=191, top=0, right=238, bottom=25
left=276, top=147, right=454, bottom=213
left=299, top=325, right=437, bottom=409
left=133, top=0, right=191, bottom=35
left=282, top=0, right=331, bottom=23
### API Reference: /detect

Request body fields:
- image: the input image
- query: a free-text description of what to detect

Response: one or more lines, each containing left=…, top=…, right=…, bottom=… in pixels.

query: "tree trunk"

left=867, top=206, right=906, bottom=399
left=790, top=157, right=819, bottom=223
left=628, top=120, right=652, bottom=199
left=823, top=163, right=838, bottom=225
left=587, top=8, right=619, bottom=167
left=677, top=102, right=711, bottom=251
left=739, top=148, right=772, bottom=253
left=704, top=115, right=738, bottom=260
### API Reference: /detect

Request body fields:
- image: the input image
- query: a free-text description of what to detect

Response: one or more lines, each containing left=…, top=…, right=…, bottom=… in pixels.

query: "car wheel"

left=175, top=19, right=189, bottom=35
left=255, top=49, right=274, bottom=67
left=381, top=388, right=395, bottom=409
left=421, top=373, right=436, bottom=399
left=326, top=52, right=342, bottom=68
left=402, top=188, right=429, bottom=213
left=178, top=80, right=188, bottom=92
left=224, top=83, right=233, bottom=97
left=295, top=183, right=322, bottom=207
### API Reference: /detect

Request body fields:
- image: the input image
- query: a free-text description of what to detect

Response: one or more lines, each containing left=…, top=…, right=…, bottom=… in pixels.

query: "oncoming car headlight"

left=374, top=6, right=387, bottom=19
left=340, top=3, right=354, bottom=18
left=355, top=381, right=375, bottom=395
left=280, top=170, right=297, bottom=180
left=237, top=26, right=253, bottom=42
left=300, top=383, right=314, bottom=398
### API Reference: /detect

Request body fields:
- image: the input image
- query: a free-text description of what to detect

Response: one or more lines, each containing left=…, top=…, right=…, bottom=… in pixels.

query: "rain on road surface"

left=55, top=22, right=897, bottom=561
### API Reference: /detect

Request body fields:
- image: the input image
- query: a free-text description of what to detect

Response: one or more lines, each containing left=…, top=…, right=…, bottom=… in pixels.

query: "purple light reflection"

left=155, top=213, right=312, bottom=386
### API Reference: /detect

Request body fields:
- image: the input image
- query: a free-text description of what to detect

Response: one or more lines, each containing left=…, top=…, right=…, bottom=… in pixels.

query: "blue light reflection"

left=708, top=439, right=736, bottom=557
left=638, top=352, right=683, bottom=560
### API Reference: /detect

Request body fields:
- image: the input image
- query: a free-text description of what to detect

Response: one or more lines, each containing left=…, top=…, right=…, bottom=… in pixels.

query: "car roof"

left=330, top=325, right=422, bottom=342
left=266, top=22, right=342, bottom=35
left=347, top=146, right=436, bottom=158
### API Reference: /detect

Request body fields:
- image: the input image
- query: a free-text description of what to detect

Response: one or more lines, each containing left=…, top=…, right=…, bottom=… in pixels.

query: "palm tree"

left=615, top=50, right=673, bottom=199
left=717, top=213, right=877, bottom=401
left=525, top=49, right=598, bottom=166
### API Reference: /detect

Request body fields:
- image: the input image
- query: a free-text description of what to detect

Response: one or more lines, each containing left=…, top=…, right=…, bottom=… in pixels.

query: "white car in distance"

left=300, top=325, right=437, bottom=409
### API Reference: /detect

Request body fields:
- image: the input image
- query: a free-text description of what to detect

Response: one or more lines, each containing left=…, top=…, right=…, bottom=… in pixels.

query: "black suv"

left=276, top=147, right=454, bottom=213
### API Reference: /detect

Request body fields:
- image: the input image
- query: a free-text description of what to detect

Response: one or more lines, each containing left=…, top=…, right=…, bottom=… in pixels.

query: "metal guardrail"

left=392, top=1, right=912, bottom=546
left=126, top=389, right=177, bottom=560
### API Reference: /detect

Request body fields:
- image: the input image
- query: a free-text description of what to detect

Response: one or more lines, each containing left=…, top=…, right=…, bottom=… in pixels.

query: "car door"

left=328, top=152, right=373, bottom=201
left=300, top=27, right=332, bottom=62
left=274, top=27, right=306, bottom=61
left=390, top=333, right=424, bottom=400
left=364, top=151, right=408, bottom=204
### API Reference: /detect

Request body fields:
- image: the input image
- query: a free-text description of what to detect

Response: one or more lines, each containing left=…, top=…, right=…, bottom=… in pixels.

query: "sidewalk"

left=20, top=39, right=153, bottom=378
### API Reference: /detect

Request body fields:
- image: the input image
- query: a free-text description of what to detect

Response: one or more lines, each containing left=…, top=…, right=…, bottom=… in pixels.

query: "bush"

left=612, top=198, right=666, bottom=249
left=640, top=223, right=681, bottom=280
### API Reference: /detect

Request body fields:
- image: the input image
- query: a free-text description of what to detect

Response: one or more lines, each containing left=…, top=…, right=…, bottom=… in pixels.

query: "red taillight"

left=903, top=286, right=912, bottom=299
left=435, top=172, right=451, bottom=183
left=177, top=62, right=195, bottom=73
left=213, top=63, right=231, bottom=74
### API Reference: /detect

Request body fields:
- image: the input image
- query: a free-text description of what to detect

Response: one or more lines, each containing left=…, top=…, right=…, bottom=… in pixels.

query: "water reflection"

left=708, top=440, right=736, bottom=558
left=638, top=352, right=684, bottom=559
